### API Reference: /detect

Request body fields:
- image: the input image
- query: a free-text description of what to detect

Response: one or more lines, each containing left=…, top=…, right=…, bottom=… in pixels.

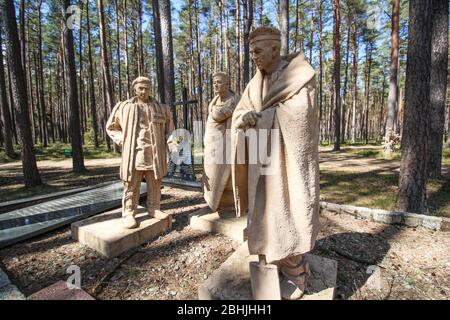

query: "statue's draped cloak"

left=203, top=92, right=239, bottom=211
left=231, top=52, right=320, bottom=262
left=106, top=97, right=174, bottom=182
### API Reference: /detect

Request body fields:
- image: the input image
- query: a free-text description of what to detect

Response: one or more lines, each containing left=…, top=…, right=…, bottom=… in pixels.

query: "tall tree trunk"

left=341, top=22, right=350, bottom=143
left=194, top=1, right=203, bottom=125
left=332, top=0, right=341, bottom=150
left=318, top=0, right=323, bottom=141
left=78, top=1, right=84, bottom=143
left=235, top=0, right=241, bottom=92
left=98, top=0, right=114, bottom=150
left=427, top=0, right=448, bottom=178
left=279, top=0, right=289, bottom=55
left=123, top=0, right=130, bottom=98
left=1, top=0, right=42, bottom=186
left=364, top=44, right=372, bottom=145
left=152, top=0, right=165, bottom=103
left=86, top=1, right=99, bottom=148
left=309, top=2, right=315, bottom=63
left=114, top=0, right=122, bottom=100
left=0, top=17, right=15, bottom=158
left=243, top=0, right=253, bottom=87
left=19, top=0, right=26, bottom=70
left=384, top=0, right=400, bottom=157
left=159, top=0, right=177, bottom=123
left=64, top=0, right=85, bottom=173
left=37, top=0, right=47, bottom=147
left=397, top=0, right=433, bottom=214
left=351, top=23, right=358, bottom=143
left=137, top=0, right=144, bottom=75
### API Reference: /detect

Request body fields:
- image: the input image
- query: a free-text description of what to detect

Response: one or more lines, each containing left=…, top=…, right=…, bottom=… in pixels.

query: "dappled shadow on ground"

left=320, top=169, right=399, bottom=209
left=313, top=220, right=403, bottom=299
left=0, top=166, right=120, bottom=203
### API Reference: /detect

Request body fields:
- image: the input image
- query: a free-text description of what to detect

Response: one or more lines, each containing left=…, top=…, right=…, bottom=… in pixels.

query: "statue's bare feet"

left=122, top=215, right=139, bottom=229
left=149, top=210, right=169, bottom=220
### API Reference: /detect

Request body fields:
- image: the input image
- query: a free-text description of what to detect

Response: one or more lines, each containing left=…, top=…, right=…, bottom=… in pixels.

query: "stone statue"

left=106, top=76, right=174, bottom=229
left=230, top=27, right=320, bottom=299
left=203, top=72, right=240, bottom=215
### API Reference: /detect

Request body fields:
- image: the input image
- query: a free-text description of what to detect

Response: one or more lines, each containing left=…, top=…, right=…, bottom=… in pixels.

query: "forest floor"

left=0, top=146, right=449, bottom=300
left=0, top=185, right=449, bottom=300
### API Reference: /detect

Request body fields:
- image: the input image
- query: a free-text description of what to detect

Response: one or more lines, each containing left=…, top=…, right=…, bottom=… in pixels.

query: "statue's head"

left=249, top=27, right=281, bottom=74
left=132, top=76, right=151, bottom=102
left=212, top=72, right=229, bottom=97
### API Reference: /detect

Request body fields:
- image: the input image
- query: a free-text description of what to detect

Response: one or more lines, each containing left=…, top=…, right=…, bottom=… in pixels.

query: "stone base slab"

left=199, top=241, right=337, bottom=300
left=29, top=281, right=94, bottom=300
left=72, top=206, right=172, bottom=258
left=189, top=207, right=247, bottom=243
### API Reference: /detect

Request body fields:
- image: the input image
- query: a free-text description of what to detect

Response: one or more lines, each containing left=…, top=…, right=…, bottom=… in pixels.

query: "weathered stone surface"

left=72, top=206, right=171, bottom=258
left=320, top=201, right=449, bottom=231
left=421, top=215, right=442, bottom=231
left=0, top=284, right=26, bottom=300
left=199, top=241, right=337, bottom=300
left=372, top=210, right=403, bottom=224
left=29, top=281, right=94, bottom=300
left=190, top=207, right=247, bottom=243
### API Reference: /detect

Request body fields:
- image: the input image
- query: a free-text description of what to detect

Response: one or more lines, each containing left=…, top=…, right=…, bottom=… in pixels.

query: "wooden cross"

left=175, top=87, right=198, bottom=130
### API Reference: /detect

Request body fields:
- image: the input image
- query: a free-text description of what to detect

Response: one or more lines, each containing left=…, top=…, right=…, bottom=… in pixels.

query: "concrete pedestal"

left=199, top=241, right=337, bottom=300
left=189, top=207, right=247, bottom=243
left=72, top=206, right=171, bottom=258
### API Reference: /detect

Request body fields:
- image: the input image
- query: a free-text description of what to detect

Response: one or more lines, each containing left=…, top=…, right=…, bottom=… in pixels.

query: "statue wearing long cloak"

left=231, top=52, right=320, bottom=263
left=203, top=92, right=240, bottom=211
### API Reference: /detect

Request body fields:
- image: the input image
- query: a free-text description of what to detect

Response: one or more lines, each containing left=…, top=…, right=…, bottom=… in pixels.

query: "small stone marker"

left=198, top=241, right=337, bottom=300
left=72, top=206, right=172, bottom=258
left=189, top=207, right=247, bottom=243
left=29, top=281, right=94, bottom=300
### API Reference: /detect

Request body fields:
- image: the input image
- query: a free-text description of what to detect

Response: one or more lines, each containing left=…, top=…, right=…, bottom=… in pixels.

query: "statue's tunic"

left=231, top=52, right=320, bottom=262
left=106, top=96, right=174, bottom=182
left=203, top=92, right=239, bottom=211
left=135, top=103, right=154, bottom=170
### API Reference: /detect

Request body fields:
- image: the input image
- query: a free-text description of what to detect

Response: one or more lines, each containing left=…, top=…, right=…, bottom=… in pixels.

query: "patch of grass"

left=320, top=169, right=450, bottom=217
left=0, top=143, right=119, bottom=163
left=443, top=148, right=450, bottom=166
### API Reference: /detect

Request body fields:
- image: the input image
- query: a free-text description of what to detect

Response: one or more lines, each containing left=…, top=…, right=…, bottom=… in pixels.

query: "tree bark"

left=427, top=0, right=448, bottom=178
left=1, top=0, right=42, bottom=186
left=243, top=0, right=253, bottom=87
left=235, top=0, right=241, bottom=92
left=279, top=0, right=289, bottom=55
left=341, top=22, right=350, bottom=143
left=64, top=0, right=85, bottom=173
left=37, top=0, right=47, bottom=147
left=98, top=0, right=114, bottom=150
left=384, top=0, right=400, bottom=156
left=351, top=23, right=358, bottom=144
left=86, top=1, right=99, bottom=148
left=0, top=17, right=15, bottom=158
left=152, top=0, right=165, bottom=103
left=159, top=0, right=177, bottom=124
left=397, top=0, right=433, bottom=214
left=332, top=0, right=341, bottom=151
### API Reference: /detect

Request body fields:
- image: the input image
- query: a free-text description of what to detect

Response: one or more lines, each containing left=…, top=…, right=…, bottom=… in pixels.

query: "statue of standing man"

left=231, top=27, right=320, bottom=299
left=203, top=72, right=240, bottom=215
left=106, top=76, right=174, bottom=229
